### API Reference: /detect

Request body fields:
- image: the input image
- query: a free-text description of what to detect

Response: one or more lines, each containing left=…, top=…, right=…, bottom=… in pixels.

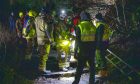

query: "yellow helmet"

left=28, top=10, right=37, bottom=17
left=19, top=12, right=23, bottom=17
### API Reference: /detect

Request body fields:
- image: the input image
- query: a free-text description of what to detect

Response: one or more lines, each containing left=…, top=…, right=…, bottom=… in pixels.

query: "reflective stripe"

left=81, top=34, right=95, bottom=41
left=59, top=62, right=69, bottom=68
left=37, top=37, right=48, bottom=45
left=22, top=28, right=26, bottom=35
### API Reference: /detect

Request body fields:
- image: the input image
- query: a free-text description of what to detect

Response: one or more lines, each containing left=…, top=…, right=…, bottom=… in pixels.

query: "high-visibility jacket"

left=78, top=21, right=96, bottom=42
left=22, top=17, right=36, bottom=39
left=95, top=21, right=111, bottom=41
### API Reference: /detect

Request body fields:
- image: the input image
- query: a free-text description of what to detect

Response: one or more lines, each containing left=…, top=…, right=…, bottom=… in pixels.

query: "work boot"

left=59, top=67, right=68, bottom=72
left=43, top=70, right=51, bottom=73
left=62, top=67, right=68, bottom=72
left=97, top=69, right=108, bottom=78
left=38, top=69, right=51, bottom=74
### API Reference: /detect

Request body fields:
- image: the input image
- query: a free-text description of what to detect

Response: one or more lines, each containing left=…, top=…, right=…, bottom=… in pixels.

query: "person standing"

left=54, top=15, right=70, bottom=71
left=15, top=11, right=27, bottom=66
left=72, top=11, right=96, bottom=84
left=94, top=13, right=112, bottom=77
left=35, top=9, right=54, bottom=74
left=16, top=11, right=24, bottom=38
left=22, top=10, right=36, bottom=60
left=9, top=12, right=16, bottom=33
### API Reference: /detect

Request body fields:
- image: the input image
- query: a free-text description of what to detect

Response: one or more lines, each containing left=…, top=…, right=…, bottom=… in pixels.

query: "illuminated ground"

left=34, top=73, right=89, bottom=84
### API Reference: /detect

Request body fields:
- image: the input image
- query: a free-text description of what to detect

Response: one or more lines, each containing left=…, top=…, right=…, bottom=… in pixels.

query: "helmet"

left=59, top=13, right=66, bottom=20
left=19, top=12, right=23, bottom=17
left=59, top=15, right=65, bottom=20
left=59, top=9, right=67, bottom=20
left=28, top=10, right=37, bottom=17
left=39, top=8, right=46, bottom=16
left=80, top=11, right=90, bottom=21
left=28, top=10, right=33, bottom=17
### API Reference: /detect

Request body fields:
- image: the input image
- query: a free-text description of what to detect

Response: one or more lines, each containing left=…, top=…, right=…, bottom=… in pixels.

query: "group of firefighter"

left=9, top=8, right=112, bottom=84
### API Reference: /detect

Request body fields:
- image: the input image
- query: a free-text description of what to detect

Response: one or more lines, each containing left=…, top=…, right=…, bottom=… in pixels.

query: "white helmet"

left=59, top=13, right=66, bottom=20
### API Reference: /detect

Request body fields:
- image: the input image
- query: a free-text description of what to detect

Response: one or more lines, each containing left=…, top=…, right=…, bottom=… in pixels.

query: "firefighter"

left=16, top=11, right=24, bottom=38
left=35, top=9, right=54, bottom=74
left=72, top=11, right=96, bottom=84
left=22, top=10, right=36, bottom=60
left=15, top=11, right=26, bottom=65
left=54, top=13, right=70, bottom=71
left=94, top=13, right=112, bottom=77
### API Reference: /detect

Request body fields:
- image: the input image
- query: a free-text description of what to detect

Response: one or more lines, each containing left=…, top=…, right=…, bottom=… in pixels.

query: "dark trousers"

left=73, top=41, right=96, bottom=84
left=97, top=41, right=109, bottom=69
